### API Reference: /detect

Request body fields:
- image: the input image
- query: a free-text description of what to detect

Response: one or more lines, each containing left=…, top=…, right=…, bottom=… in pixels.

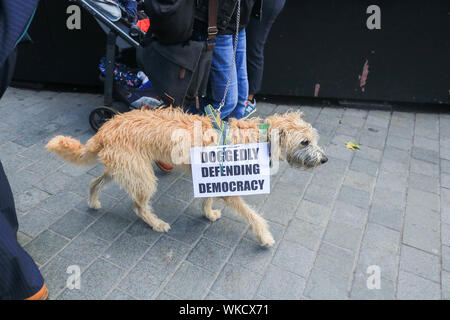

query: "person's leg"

left=228, top=28, right=248, bottom=119
left=246, top=0, right=286, bottom=98
left=207, top=34, right=238, bottom=120
left=0, top=161, right=45, bottom=300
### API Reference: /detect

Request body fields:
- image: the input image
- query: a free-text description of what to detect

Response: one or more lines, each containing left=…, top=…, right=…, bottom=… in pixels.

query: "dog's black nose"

left=320, top=156, right=328, bottom=164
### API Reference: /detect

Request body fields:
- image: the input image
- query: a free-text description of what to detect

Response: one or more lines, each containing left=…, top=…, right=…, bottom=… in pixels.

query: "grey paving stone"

left=338, top=186, right=371, bottom=209
left=412, top=147, right=439, bottom=164
left=14, top=187, right=50, bottom=212
left=186, top=238, right=231, bottom=273
left=166, top=178, right=194, bottom=202
left=86, top=211, right=132, bottom=242
left=261, top=182, right=302, bottom=225
left=102, top=233, right=150, bottom=269
left=369, top=204, right=403, bottom=231
left=49, top=209, right=95, bottom=239
left=380, top=158, right=409, bottom=176
left=403, top=205, right=440, bottom=255
left=331, top=201, right=368, bottom=229
left=443, top=271, right=450, bottom=300
left=59, top=232, right=109, bottom=267
left=410, top=158, right=439, bottom=177
left=399, top=245, right=440, bottom=282
left=244, top=220, right=284, bottom=245
left=257, top=264, right=305, bottom=299
left=386, top=135, right=412, bottom=151
left=118, top=261, right=164, bottom=299
left=350, top=270, right=395, bottom=300
left=205, top=291, right=227, bottom=300
left=310, top=170, right=344, bottom=191
left=407, top=188, right=439, bottom=212
left=350, top=157, right=379, bottom=177
left=284, top=218, right=324, bottom=251
left=408, top=173, right=439, bottom=194
left=343, top=170, right=374, bottom=193
left=442, top=173, right=450, bottom=190
left=397, top=270, right=440, bottom=300
left=357, top=223, right=400, bottom=281
left=324, top=220, right=362, bottom=252
left=314, top=242, right=355, bottom=279
left=165, top=261, right=215, bottom=299
left=18, top=208, right=59, bottom=237
left=376, top=170, right=407, bottom=193
left=25, top=156, right=65, bottom=178
left=272, top=240, right=315, bottom=277
left=442, top=246, right=450, bottom=271
left=33, top=171, right=73, bottom=195
left=126, top=219, right=162, bottom=246
left=211, top=263, right=262, bottom=299
left=152, top=194, right=189, bottom=224
left=388, top=124, right=414, bottom=139
left=414, top=136, right=439, bottom=151
left=383, top=146, right=410, bottom=164
left=56, top=288, right=93, bottom=300
left=372, top=187, right=405, bottom=211
left=229, top=238, right=273, bottom=274
left=81, top=259, right=124, bottom=299
left=168, top=214, right=209, bottom=245
left=304, top=267, right=348, bottom=299
left=17, top=231, right=32, bottom=247
left=106, top=289, right=136, bottom=300
left=142, top=235, right=191, bottom=271
left=295, top=200, right=331, bottom=227
left=76, top=193, right=119, bottom=214
left=354, top=145, right=383, bottom=162
left=203, top=217, right=247, bottom=247
left=303, top=183, right=337, bottom=207
left=441, top=147, right=450, bottom=161
left=441, top=159, right=450, bottom=173
left=24, top=230, right=69, bottom=265
left=442, top=188, right=450, bottom=225
left=443, top=224, right=450, bottom=247
left=359, top=133, right=386, bottom=150
left=324, top=143, right=353, bottom=161
left=9, top=170, right=42, bottom=194
left=40, top=255, right=76, bottom=300
left=38, top=190, right=84, bottom=217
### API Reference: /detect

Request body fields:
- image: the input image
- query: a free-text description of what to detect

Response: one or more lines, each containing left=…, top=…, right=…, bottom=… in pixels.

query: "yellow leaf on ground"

left=346, top=141, right=360, bottom=150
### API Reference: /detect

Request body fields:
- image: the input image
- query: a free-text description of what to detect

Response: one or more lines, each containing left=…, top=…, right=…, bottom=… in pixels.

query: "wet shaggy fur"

left=46, top=107, right=327, bottom=246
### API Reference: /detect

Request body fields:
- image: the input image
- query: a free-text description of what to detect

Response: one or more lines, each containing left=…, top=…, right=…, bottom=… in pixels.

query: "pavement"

left=1, top=87, right=449, bottom=300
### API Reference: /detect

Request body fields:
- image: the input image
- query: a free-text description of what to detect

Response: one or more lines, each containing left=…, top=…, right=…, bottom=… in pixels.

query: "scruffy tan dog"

left=46, top=107, right=327, bottom=247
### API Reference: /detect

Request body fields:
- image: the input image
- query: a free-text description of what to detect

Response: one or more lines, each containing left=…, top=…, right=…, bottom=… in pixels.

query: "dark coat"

left=194, top=0, right=263, bottom=35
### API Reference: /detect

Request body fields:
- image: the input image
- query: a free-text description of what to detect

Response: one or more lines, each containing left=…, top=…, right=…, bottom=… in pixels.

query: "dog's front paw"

left=259, top=232, right=275, bottom=247
left=206, top=209, right=222, bottom=222
left=153, top=220, right=171, bottom=232
left=88, top=200, right=102, bottom=210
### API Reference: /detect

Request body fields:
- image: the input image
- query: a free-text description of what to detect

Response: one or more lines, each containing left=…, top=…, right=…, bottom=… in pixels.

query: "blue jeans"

left=207, top=29, right=249, bottom=120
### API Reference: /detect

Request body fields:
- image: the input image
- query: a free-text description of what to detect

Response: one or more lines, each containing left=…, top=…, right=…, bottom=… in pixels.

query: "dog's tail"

left=46, top=136, right=101, bottom=166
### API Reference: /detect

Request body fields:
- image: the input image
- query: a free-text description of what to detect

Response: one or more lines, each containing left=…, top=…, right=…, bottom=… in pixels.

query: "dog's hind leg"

left=88, top=171, right=112, bottom=209
left=203, top=197, right=221, bottom=221
left=114, top=160, right=170, bottom=232
left=222, top=196, right=275, bottom=247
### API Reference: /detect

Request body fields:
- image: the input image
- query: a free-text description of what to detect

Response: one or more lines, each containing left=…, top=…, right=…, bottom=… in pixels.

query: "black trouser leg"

left=246, top=0, right=286, bottom=95
left=0, top=161, right=44, bottom=299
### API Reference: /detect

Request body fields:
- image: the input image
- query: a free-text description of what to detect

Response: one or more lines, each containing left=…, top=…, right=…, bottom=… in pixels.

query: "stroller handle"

left=76, top=0, right=141, bottom=48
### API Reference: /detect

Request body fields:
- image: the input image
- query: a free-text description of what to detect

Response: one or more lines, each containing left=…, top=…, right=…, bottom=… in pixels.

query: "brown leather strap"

left=207, top=0, right=219, bottom=51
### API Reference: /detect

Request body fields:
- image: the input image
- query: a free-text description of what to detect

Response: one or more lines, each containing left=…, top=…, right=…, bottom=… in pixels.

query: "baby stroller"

left=76, top=0, right=161, bottom=132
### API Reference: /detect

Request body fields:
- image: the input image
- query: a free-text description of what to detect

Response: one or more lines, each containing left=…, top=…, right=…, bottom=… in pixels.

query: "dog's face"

left=267, top=111, right=328, bottom=169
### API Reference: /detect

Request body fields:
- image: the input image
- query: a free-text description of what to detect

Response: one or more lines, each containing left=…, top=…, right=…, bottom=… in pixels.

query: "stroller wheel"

left=89, top=106, right=118, bottom=132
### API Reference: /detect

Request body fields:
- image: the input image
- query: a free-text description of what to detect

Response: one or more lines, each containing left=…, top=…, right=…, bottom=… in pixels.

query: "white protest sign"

left=190, top=142, right=271, bottom=198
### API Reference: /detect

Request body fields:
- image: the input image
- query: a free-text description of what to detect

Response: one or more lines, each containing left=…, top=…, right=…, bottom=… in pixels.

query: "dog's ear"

left=141, top=105, right=151, bottom=111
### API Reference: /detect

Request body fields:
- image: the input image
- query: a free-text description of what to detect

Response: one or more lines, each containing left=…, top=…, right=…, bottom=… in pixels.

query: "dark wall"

left=13, top=0, right=450, bottom=105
